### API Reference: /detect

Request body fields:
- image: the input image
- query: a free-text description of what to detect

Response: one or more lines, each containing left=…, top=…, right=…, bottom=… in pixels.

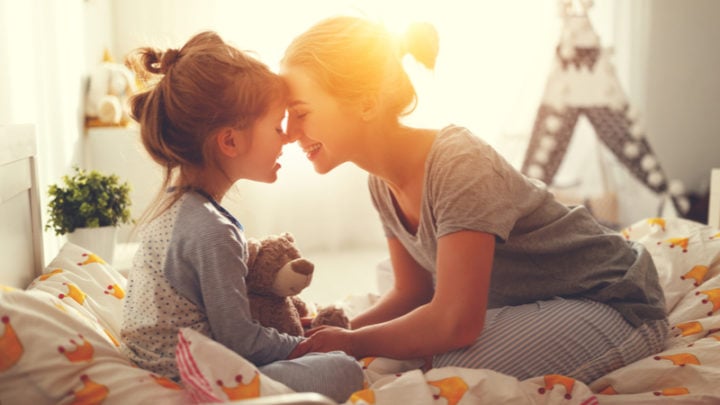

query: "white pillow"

left=28, top=242, right=128, bottom=340
left=176, top=327, right=294, bottom=403
left=0, top=242, right=188, bottom=405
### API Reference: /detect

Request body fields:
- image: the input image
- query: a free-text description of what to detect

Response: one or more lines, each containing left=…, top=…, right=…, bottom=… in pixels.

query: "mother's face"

left=282, top=66, right=362, bottom=174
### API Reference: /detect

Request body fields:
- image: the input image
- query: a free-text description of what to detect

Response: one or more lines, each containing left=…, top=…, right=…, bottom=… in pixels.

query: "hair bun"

left=160, top=49, right=180, bottom=73
left=402, top=22, right=439, bottom=69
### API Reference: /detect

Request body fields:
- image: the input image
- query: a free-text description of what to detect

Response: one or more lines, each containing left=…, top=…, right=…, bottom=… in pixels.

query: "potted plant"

left=46, top=166, right=132, bottom=262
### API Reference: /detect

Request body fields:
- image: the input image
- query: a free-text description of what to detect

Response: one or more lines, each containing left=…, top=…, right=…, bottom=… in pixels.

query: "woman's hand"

left=288, top=325, right=355, bottom=359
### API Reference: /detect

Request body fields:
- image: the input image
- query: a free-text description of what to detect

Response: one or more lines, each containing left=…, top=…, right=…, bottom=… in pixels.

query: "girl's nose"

left=284, top=118, right=301, bottom=143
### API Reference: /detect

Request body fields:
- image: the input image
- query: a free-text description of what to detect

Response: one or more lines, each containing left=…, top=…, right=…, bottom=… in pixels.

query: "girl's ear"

left=215, top=127, right=246, bottom=158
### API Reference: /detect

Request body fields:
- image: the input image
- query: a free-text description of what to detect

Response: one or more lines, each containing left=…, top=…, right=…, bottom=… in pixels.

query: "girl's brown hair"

left=126, top=31, right=285, bottom=222
left=282, top=16, right=439, bottom=118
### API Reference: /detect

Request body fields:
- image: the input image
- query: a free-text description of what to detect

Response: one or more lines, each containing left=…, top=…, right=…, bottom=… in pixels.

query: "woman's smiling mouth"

left=303, top=143, right=321, bottom=160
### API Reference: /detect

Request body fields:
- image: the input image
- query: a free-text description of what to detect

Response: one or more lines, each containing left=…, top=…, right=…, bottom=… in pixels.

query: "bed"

left=1, top=123, right=720, bottom=404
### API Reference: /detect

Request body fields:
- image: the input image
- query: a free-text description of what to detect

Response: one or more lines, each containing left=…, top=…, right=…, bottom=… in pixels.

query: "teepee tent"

left=520, top=0, right=689, bottom=225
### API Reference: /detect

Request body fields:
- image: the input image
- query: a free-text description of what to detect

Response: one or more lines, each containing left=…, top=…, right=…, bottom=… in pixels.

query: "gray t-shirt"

left=369, top=125, right=666, bottom=327
left=121, top=191, right=301, bottom=379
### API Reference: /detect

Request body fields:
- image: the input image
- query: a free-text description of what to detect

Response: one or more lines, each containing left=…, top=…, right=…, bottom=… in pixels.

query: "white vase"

left=67, top=226, right=118, bottom=264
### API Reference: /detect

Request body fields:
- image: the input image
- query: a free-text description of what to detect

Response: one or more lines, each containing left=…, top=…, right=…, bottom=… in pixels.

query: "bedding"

left=1, top=217, right=720, bottom=404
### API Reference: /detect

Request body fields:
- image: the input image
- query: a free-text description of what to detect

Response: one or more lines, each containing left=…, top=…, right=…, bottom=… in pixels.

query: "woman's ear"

left=215, top=127, right=246, bottom=158
left=359, top=94, right=379, bottom=122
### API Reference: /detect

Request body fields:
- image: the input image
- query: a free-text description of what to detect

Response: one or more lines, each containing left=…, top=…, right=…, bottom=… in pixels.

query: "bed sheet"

left=2, top=217, right=719, bottom=404
left=340, top=217, right=720, bottom=404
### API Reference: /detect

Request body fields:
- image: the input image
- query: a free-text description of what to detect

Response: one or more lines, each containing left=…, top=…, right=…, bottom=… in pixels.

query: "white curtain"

left=0, top=0, right=87, bottom=261
left=107, top=0, right=639, bottom=252
left=2, top=0, right=649, bottom=257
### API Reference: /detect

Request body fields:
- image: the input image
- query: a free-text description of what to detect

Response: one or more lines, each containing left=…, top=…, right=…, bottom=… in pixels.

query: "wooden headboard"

left=0, top=124, right=44, bottom=288
left=709, top=168, right=720, bottom=229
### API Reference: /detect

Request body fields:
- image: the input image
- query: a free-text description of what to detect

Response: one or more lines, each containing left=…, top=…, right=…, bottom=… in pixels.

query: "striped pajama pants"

left=433, top=297, right=668, bottom=383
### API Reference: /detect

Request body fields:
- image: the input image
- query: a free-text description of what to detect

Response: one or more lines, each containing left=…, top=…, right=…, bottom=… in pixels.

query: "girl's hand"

left=288, top=326, right=354, bottom=359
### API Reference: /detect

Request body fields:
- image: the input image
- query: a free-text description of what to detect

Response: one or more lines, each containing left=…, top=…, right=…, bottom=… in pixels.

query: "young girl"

left=120, top=31, right=363, bottom=402
left=281, top=16, right=669, bottom=383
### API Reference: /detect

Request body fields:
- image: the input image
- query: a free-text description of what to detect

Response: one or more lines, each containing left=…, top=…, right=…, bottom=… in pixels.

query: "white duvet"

left=342, top=217, right=720, bottom=404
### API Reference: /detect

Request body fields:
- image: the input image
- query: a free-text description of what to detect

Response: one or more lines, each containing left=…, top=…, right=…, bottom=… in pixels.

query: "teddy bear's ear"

left=281, top=232, right=295, bottom=243
left=246, top=238, right=260, bottom=269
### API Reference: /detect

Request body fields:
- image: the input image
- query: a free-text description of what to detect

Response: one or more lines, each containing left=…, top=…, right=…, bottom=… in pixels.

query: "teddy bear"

left=85, top=49, right=137, bottom=127
left=246, top=232, right=349, bottom=337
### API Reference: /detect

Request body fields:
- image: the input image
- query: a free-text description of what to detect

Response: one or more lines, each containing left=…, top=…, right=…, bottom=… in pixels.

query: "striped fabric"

left=433, top=297, right=668, bottom=383
left=176, top=330, right=222, bottom=404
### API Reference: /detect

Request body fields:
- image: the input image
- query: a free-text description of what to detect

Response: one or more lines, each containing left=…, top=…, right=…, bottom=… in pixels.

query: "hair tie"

left=160, top=49, right=180, bottom=74
left=402, top=22, right=439, bottom=69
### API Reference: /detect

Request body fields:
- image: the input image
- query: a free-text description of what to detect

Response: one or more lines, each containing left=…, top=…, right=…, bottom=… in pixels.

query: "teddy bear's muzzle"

left=271, top=258, right=314, bottom=296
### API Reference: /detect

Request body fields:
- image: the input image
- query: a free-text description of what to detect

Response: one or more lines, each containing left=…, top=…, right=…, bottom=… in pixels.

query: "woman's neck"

left=355, top=124, right=436, bottom=192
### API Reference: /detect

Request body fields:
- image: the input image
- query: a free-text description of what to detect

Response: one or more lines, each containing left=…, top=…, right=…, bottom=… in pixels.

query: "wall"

left=644, top=0, right=720, bottom=193
left=85, top=0, right=720, bottom=241
left=2, top=1, right=718, bottom=260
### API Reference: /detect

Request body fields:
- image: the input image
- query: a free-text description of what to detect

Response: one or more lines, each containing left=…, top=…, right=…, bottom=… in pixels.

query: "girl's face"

left=237, top=102, right=289, bottom=183
left=282, top=66, right=362, bottom=174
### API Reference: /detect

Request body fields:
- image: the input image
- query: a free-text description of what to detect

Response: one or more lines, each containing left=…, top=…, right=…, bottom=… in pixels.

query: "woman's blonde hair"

left=126, top=31, right=286, bottom=222
left=282, top=16, right=439, bottom=118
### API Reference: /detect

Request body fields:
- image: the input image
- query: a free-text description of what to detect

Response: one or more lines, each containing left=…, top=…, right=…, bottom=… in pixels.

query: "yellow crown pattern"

left=103, top=283, right=125, bottom=299
left=58, top=283, right=87, bottom=305
left=78, top=253, right=106, bottom=266
left=217, top=371, right=261, bottom=400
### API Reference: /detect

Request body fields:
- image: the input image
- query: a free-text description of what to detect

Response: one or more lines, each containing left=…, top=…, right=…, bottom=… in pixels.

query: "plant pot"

left=67, top=226, right=118, bottom=264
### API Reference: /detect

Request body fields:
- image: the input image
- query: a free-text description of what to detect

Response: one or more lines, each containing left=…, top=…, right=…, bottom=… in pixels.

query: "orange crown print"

left=0, top=315, right=24, bottom=372
left=653, top=387, right=690, bottom=397
left=58, top=333, right=94, bottom=363
left=349, top=388, right=376, bottom=404
left=654, top=353, right=701, bottom=367
left=68, top=374, right=109, bottom=405
left=696, top=288, right=720, bottom=316
left=656, top=237, right=690, bottom=253
left=39, top=268, right=64, bottom=281
left=427, top=376, right=469, bottom=405
left=538, top=374, right=576, bottom=400
left=673, top=321, right=704, bottom=338
left=647, top=217, right=666, bottom=231
left=217, top=371, right=261, bottom=400
left=360, top=356, right=377, bottom=370
left=78, top=252, right=106, bottom=266
left=681, top=265, right=708, bottom=287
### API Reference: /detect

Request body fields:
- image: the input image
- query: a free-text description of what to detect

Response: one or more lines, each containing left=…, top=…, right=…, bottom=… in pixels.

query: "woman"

left=281, top=15, right=668, bottom=383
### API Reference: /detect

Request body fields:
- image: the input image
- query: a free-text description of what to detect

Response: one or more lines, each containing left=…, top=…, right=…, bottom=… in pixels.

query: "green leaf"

left=45, top=166, right=133, bottom=235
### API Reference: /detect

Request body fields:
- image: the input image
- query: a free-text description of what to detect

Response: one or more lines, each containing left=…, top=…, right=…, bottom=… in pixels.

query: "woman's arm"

left=350, top=237, right=434, bottom=329
left=290, top=230, right=495, bottom=360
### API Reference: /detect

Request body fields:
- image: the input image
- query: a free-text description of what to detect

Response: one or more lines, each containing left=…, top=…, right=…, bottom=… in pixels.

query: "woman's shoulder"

left=427, top=125, right=495, bottom=169
left=430, top=125, right=494, bottom=159
left=435, top=124, right=486, bottom=144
